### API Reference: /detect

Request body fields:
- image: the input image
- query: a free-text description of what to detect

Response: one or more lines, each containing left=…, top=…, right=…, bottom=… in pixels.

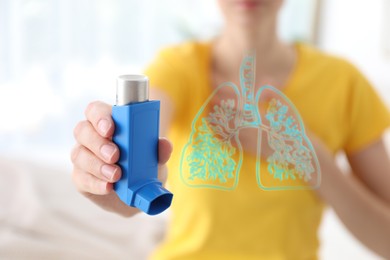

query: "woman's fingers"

left=72, top=101, right=173, bottom=198
left=157, top=138, right=172, bottom=185
left=71, top=136, right=172, bottom=193
left=71, top=143, right=119, bottom=195
left=71, top=100, right=172, bottom=218
left=71, top=144, right=121, bottom=183
left=158, top=137, right=173, bottom=165
left=73, top=120, right=119, bottom=164
left=72, top=167, right=113, bottom=195
left=84, top=101, right=115, bottom=138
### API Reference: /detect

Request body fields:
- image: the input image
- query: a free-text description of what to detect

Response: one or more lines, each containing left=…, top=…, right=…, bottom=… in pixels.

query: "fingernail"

left=101, top=144, right=116, bottom=161
left=101, top=164, right=116, bottom=181
left=98, top=119, right=110, bottom=136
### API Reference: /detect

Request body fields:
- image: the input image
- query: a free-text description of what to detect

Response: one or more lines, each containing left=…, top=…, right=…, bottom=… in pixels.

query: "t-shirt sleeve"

left=144, top=48, right=188, bottom=115
left=344, top=66, right=390, bottom=154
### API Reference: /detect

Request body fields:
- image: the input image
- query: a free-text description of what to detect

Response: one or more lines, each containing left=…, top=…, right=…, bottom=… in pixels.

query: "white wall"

left=318, top=1, right=389, bottom=259
left=319, top=0, right=390, bottom=102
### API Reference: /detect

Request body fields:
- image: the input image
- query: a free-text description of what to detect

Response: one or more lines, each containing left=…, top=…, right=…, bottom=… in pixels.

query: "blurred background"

left=0, top=0, right=389, bottom=259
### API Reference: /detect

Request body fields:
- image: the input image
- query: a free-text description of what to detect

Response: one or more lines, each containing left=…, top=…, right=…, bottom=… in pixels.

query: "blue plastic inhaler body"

left=112, top=75, right=173, bottom=215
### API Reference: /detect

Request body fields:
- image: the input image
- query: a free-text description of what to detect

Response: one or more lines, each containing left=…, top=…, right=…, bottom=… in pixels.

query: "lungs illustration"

left=255, top=86, right=321, bottom=190
left=180, top=82, right=243, bottom=190
left=180, top=53, right=321, bottom=190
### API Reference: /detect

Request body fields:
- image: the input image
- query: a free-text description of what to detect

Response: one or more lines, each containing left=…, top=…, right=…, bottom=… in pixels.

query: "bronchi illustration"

left=180, top=54, right=321, bottom=190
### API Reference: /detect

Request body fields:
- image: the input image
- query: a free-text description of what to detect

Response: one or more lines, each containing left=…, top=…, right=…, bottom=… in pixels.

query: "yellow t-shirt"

left=145, top=42, right=390, bottom=260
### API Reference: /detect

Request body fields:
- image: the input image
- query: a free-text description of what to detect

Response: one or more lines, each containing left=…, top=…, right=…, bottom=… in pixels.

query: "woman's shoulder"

left=297, top=43, right=361, bottom=76
left=156, top=41, right=210, bottom=66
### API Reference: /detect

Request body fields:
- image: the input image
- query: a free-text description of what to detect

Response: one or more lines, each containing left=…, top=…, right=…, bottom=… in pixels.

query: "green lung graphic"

left=180, top=54, right=321, bottom=190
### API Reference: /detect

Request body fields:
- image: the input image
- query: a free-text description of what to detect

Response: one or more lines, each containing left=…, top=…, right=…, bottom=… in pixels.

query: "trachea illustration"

left=180, top=54, right=321, bottom=190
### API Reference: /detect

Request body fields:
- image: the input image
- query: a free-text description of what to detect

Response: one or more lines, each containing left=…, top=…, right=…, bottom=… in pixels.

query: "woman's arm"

left=312, top=136, right=390, bottom=258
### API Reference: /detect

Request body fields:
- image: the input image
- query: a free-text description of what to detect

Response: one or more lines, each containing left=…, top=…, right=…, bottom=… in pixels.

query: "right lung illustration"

left=180, top=54, right=321, bottom=190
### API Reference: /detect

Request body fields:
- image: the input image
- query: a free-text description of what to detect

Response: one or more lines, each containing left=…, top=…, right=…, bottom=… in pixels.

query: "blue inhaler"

left=112, top=75, right=173, bottom=215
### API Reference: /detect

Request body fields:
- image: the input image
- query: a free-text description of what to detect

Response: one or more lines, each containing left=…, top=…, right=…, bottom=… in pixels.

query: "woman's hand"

left=308, top=132, right=390, bottom=258
left=71, top=101, right=172, bottom=217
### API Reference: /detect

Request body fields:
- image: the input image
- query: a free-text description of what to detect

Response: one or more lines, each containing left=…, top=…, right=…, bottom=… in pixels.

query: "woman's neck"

left=212, top=21, right=296, bottom=88
left=222, top=17, right=279, bottom=52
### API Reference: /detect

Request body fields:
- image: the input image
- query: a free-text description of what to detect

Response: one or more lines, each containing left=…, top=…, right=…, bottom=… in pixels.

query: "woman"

left=71, top=0, right=390, bottom=258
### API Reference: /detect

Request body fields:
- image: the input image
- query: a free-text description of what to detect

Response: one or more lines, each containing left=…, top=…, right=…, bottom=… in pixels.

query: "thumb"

left=158, top=137, right=173, bottom=165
